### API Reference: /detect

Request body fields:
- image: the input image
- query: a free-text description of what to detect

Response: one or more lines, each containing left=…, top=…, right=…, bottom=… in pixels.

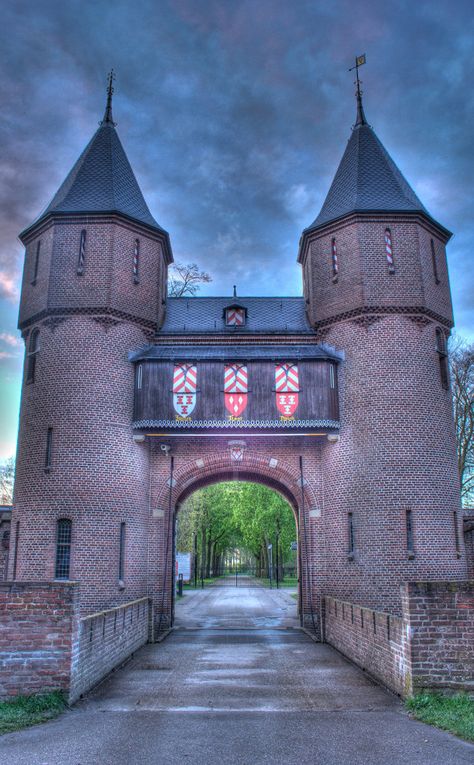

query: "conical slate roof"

left=305, top=99, right=436, bottom=233
left=24, top=83, right=166, bottom=236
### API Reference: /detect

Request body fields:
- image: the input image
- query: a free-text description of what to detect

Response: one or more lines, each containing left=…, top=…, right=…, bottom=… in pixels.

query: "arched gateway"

left=2, top=76, right=473, bottom=703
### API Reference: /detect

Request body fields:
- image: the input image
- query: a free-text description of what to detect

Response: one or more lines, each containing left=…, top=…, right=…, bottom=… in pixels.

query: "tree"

left=450, top=337, right=474, bottom=506
left=0, top=457, right=14, bottom=504
left=168, top=262, right=212, bottom=297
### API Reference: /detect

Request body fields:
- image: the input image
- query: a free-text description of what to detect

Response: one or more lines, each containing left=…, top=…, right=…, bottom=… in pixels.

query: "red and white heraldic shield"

left=275, top=363, right=299, bottom=417
left=173, top=363, right=197, bottom=417
left=226, top=307, right=245, bottom=326
left=224, top=364, right=248, bottom=417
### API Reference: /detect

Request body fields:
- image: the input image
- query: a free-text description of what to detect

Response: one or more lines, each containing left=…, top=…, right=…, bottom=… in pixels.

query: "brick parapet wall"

left=0, top=581, right=78, bottom=699
left=69, top=597, right=151, bottom=702
left=322, top=596, right=409, bottom=696
left=403, top=581, right=474, bottom=692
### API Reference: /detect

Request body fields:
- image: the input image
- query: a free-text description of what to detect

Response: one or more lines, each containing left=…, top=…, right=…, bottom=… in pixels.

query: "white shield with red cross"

left=275, top=363, right=299, bottom=417
left=173, top=363, right=197, bottom=417
left=225, top=307, right=245, bottom=326
left=224, top=364, right=248, bottom=417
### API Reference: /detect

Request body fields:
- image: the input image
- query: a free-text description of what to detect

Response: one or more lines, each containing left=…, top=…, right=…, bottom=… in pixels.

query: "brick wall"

left=323, top=581, right=474, bottom=697
left=323, top=596, right=410, bottom=696
left=0, top=582, right=78, bottom=699
left=403, top=581, right=474, bottom=692
left=69, top=597, right=150, bottom=702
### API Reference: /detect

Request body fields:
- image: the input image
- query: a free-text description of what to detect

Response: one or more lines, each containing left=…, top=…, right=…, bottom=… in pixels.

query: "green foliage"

left=406, top=692, right=474, bottom=742
left=0, top=691, right=67, bottom=735
left=176, top=482, right=296, bottom=578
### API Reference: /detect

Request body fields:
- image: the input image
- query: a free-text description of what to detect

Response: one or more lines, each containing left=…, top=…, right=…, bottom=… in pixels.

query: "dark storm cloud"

left=0, top=0, right=473, bottom=317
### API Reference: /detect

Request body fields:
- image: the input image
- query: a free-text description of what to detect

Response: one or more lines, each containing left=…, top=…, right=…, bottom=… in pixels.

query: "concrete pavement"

left=1, top=585, right=473, bottom=764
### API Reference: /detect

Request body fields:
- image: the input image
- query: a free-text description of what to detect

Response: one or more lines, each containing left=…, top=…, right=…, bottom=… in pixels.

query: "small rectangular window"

left=430, top=239, right=440, bottom=284
left=77, top=230, right=86, bottom=275
left=136, top=364, right=143, bottom=390
left=26, top=329, right=40, bottom=384
left=385, top=228, right=395, bottom=273
left=348, top=512, right=355, bottom=559
left=453, top=511, right=461, bottom=557
left=406, top=509, right=414, bottom=555
left=331, top=238, right=338, bottom=279
left=31, top=241, right=41, bottom=285
left=329, top=364, right=335, bottom=389
left=436, top=328, right=449, bottom=390
left=55, top=519, right=72, bottom=579
left=133, top=239, right=140, bottom=284
left=45, top=427, right=53, bottom=472
left=12, top=521, right=20, bottom=579
left=119, top=522, right=126, bottom=582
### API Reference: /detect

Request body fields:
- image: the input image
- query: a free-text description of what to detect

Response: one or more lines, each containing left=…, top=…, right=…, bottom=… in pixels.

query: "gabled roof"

left=303, top=95, right=449, bottom=237
left=21, top=82, right=169, bottom=243
left=157, top=297, right=314, bottom=335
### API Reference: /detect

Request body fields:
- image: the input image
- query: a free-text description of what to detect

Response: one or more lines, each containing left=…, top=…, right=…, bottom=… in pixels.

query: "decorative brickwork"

left=464, top=513, right=474, bottom=579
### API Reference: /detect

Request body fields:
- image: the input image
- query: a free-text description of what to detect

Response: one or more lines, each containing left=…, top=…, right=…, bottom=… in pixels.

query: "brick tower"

left=10, top=75, right=172, bottom=610
left=299, top=80, right=467, bottom=613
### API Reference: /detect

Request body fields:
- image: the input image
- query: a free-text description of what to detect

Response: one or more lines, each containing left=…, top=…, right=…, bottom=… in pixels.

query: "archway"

left=173, top=480, right=299, bottom=629
left=147, top=448, right=320, bottom=637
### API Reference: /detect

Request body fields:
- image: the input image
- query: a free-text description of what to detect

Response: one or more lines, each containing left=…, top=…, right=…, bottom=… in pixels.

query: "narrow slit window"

left=406, top=509, right=414, bottom=554
left=329, top=364, right=335, bottom=389
left=77, top=229, right=86, bottom=275
left=331, top=238, right=338, bottom=278
left=26, top=329, right=40, bottom=384
left=430, top=239, right=440, bottom=284
left=453, top=511, right=461, bottom=556
left=55, top=519, right=72, bottom=579
left=136, top=364, right=143, bottom=390
left=118, top=522, right=126, bottom=582
left=12, top=521, right=20, bottom=579
left=348, top=512, right=355, bottom=558
left=133, top=239, right=140, bottom=283
left=45, top=427, right=53, bottom=472
left=436, top=328, right=449, bottom=390
left=385, top=228, right=395, bottom=272
left=32, top=240, right=41, bottom=285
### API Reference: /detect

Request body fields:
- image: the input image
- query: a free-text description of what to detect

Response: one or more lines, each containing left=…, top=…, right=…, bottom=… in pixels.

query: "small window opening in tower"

left=435, top=328, right=449, bottom=390
left=133, top=239, right=140, bottom=283
left=136, top=364, right=143, bottom=390
left=77, top=229, right=86, bottom=275
left=406, top=509, right=414, bottom=557
left=385, top=228, right=395, bottom=273
left=347, top=512, right=355, bottom=559
left=118, top=522, right=126, bottom=583
left=26, top=328, right=40, bottom=384
left=430, top=239, right=440, bottom=284
left=31, top=240, right=41, bottom=285
left=329, top=364, right=335, bottom=389
left=55, top=519, right=72, bottom=579
left=45, top=427, right=53, bottom=472
left=331, top=238, right=338, bottom=280
left=453, top=511, right=461, bottom=557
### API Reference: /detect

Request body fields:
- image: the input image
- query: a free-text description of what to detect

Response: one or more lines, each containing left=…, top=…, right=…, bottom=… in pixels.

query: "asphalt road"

left=1, top=585, right=473, bottom=764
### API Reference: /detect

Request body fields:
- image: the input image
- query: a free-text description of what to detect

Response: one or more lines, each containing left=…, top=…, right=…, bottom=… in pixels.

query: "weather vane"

left=101, top=69, right=117, bottom=126
left=349, top=54, right=367, bottom=127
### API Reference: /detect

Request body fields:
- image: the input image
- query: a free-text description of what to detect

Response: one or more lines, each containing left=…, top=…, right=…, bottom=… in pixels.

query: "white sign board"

left=176, top=552, right=192, bottom=582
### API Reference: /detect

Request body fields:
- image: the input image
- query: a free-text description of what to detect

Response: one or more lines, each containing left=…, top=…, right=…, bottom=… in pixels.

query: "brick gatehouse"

left=1, top=78, right=473, bottom=702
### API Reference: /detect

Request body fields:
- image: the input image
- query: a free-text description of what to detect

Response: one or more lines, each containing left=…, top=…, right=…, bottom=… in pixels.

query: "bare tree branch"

left=0, top=457, right=14, bottom=505
left=168, top=262, right=212, bottom=298
left=450, top=335, right=474, bottom=506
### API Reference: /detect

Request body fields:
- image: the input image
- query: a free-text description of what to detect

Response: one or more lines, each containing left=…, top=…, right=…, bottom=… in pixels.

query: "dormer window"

left=224, top=304, right=247, bottom=327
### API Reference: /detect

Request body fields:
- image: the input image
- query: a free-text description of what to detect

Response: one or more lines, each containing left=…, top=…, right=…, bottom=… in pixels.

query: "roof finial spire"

left=349, top=54, right=367, bottom=127
left=101, top=69, right=117, bottom=126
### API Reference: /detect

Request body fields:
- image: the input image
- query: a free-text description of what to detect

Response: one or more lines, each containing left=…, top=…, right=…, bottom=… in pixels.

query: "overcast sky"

left=1, top=0, right=473, bottom=459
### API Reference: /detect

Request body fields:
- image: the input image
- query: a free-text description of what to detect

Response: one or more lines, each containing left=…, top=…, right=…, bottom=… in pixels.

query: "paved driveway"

left=1, top=586, right=473, bottom=764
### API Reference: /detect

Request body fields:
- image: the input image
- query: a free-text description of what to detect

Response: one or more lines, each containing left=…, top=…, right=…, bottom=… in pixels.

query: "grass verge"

left=406, top=692, right=474, bottom=742
left=0, top=691, right=67, bottom=735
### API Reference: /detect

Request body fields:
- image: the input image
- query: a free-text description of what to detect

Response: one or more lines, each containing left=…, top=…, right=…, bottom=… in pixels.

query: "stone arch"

left=154, top=449, right=317, bottom=516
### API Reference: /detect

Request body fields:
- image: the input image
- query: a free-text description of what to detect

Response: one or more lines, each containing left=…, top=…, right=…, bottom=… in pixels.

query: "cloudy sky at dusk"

left=0, top=0, right=473, bottom=459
